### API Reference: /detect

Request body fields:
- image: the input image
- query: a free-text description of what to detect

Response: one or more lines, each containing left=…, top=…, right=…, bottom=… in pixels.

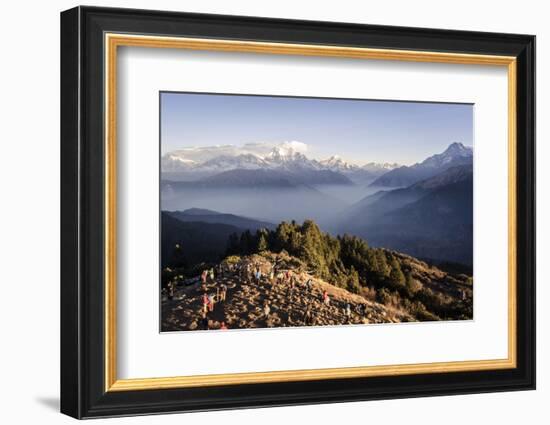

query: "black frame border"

left=60, top=6, right=535, bottom=419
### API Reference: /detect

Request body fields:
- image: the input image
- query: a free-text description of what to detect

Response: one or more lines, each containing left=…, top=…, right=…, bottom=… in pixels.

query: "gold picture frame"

left=104, top=33, right=517, bottom=392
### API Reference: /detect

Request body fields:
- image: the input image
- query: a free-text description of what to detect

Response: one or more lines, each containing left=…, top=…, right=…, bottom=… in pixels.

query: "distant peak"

left=267, top=145, right=308, bottom=162
left=181, top=208, right=222, bottom=216
left=443, top=142, right=472, bottom=154
left=320, top=155, right=344, bottom=164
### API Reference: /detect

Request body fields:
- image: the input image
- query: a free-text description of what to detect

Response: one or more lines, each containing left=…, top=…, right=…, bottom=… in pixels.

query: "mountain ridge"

left=162, top=141, right=400, bottom=184
left=339, top=164, right=474, bottom=265
left=167, top=209, right=275, bottom=231
left=369, top=142, right=473, bottom=188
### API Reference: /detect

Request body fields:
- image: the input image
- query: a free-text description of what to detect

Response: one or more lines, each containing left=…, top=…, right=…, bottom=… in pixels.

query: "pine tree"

left=388, top=256, right=406, bottom=287
left=406, top=271, right=421, bottom=296
left=256, top=228, right=269, bottom=252
left=239, top=230, right=254, bottom=255
left=226, top=232, right=240, bottom=255
left=346, top=266, right=361, bottom=293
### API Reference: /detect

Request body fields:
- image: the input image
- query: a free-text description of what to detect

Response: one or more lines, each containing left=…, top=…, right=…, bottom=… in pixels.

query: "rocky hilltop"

left=161, top=250, right=471, bottom=332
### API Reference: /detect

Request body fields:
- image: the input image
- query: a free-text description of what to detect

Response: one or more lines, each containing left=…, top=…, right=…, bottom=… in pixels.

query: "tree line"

left=225, top=220, right=472, bottom=321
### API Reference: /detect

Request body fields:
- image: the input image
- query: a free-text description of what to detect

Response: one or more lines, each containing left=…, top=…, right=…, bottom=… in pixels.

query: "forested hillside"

left=162, top=218, right=472, bottom=329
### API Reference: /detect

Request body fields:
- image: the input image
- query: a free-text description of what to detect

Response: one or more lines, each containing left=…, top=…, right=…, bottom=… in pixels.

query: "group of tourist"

left=193, top=258, right=368, bottom=330
left=199, top=292, right=229, bottom=330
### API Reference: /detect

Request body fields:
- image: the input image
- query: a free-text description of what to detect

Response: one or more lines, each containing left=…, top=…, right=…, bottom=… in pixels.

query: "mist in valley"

left=161, top=183, right=385, bottom=232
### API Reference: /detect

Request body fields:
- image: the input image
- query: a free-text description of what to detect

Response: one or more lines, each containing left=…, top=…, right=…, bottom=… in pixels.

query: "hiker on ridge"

left=303, top=305, right=312, bottom=326
left=220, top=283, right=227, bottom=302
left=245, top=264, right=252, bottom=283
left=167, top=280, right=175, bottom=300
left=202, top=292, right=209, bottom=315
left=255, top=267, right=262, bottom=284
left=208, top=293, right=215, bottom=312
left=345, top=303, right=352, bottom=321
left=322, top=290, right=330, bottom=306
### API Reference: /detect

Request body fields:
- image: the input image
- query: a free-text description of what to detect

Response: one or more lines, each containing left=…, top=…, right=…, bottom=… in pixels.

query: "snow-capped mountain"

left=369, top=142, right=473, bottom=188
left=319, top=156, right=358, bottom=172
left=265, top=147, right=323, bottom=171
left=315, top=157, right=400, bottom=184
left=362, top=162, right=401, bottom=172
left=197, top=154, right=270, bottom=172
left=162, top=141, right=401, bottom=184
left=318, top=156, right=399, bottom=173
left=162, top=142, right=315, bottom=173
left=161, top=154, right=199, bottom=172
left=421, top=142, right=473, bottom=168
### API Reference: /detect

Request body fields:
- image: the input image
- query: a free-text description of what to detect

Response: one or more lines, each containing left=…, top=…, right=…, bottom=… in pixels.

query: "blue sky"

left=160, top=92, right=473, bottom=165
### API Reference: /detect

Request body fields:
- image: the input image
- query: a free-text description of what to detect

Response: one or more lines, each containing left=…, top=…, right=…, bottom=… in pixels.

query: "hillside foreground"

left=161, top=251, right=472, bottom=331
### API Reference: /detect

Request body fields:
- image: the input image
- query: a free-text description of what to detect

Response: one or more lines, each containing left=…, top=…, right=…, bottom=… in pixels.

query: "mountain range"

left=162, top=209, right=279, bottom=267
left=369, top=142, right=472, bottom=187
left=162, top=141, right=399, bottom=184
left=337, top=163, right=473, bottom=265
left=161, top=141, right=474, bottom=265
left=167, top=208, right=275, bottom=231
left=161, top=213, right=241, bottom=267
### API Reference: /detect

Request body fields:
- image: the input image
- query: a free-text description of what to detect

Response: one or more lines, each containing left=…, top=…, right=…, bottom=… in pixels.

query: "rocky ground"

left=161, top=253, right=414, bottom=332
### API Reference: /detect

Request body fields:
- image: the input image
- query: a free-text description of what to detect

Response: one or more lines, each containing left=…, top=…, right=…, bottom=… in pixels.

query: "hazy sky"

left=160, top=92, right=473, bottom=165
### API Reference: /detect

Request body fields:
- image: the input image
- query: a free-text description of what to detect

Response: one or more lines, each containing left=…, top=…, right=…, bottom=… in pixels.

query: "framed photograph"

left=60, top=6, right=535, bottom=419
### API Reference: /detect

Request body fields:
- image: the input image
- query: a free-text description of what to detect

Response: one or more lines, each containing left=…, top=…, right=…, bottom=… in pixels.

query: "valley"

left=162, top=142, right=474, bottom=265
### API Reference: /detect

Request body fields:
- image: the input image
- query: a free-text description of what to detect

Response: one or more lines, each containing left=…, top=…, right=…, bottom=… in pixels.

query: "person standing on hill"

left=245, top=264, right=252, bottom=283
left=287, top=275, right=295, bottom=297
left=255, top=267, right=262, bottom=284
left=208, top=293, right=215, bottom=312
left=303, top=305, right=312, bottom=326
left=322, top=290, right=330, bottom=306
left=263, top=300, right=271, bottom=319
left=167, top=280, right=175, bottom=300
left=345, top=303, right=352, bottom=322
left=202, top=292, right=209, bottom=315
left=220, top=283, right=227, bottom=302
